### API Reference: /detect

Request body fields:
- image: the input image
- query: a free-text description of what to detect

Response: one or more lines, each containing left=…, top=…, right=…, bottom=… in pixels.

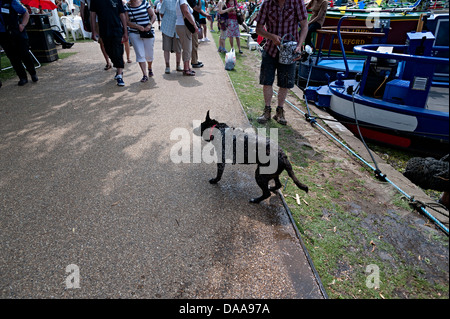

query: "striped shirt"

left=125, top=0, right=151, bottom=33
left=255, top=0, right=308, bottom=58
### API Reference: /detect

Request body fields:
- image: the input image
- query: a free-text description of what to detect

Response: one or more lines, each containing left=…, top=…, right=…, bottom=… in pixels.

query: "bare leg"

left=277, top=87, right=289, bottom=107
left=147, top=61, right=153, bottom=76
left=99, top=39, right=111, bottom=68
left=124, top=41, right=131, bottom=62
left=263, top=85, right=273, bottom=106
left=164, top=50, right=170, bottom=67
left=138, top=62, right=147, bottom=76
left=176, top=52, right=181, bottom=69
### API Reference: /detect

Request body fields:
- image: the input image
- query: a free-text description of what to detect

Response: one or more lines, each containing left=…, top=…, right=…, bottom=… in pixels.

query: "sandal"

left=148, top=69, right=154, bottom=77
left=104, top=64, right=112, bottom=70
left=140, top=75, right=149, bottom=83
left=183, top=69, right=195, bottom=76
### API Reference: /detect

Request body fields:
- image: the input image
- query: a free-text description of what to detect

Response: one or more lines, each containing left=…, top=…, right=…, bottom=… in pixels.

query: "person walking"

left=187, top=0, right=210, bottom=69
left=255, top=0, right=308, bottom=125
left=90, top=0, right=129, bottom=86
left=305, top=0, right=328, bottom=50
left=0, top=0, right=38, bottom=86
left=153, top=0, right=161, bottom=30
left=221, top=0, right=241, bottom=54
left=81, top=0, right=112, bottom=71
left=198, top=0, right=209, bottom=42
left=216, top=0, right=227, bottom=53
left=159, top=0, right=183, bottom=74
left=125, top=0, right=156, bottom=82
left=207, top=0, right=217, bottom=32
left=175, top=0, right=198, bottom=76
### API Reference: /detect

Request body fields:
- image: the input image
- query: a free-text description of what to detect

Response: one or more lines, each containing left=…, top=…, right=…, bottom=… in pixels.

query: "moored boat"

left=305, top=30, right=449, bottom=156
left=320, top=0, right=430, bottom=53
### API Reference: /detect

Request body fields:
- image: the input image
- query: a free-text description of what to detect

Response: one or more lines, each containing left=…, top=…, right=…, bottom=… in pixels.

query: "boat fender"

left=346, top=85, right=354, bottom=95
left=335, top=72, right=346, bottom=87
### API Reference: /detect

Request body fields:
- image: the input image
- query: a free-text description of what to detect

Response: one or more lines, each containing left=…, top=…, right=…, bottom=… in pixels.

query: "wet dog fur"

left=198, top=111, right=308, bottom=203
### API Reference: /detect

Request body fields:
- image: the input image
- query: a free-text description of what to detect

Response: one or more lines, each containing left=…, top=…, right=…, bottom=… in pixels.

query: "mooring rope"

left=273, top=89, right=449, bottom=235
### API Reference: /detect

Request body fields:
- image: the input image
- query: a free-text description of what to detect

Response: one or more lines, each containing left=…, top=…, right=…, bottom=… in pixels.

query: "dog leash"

left=209, top=124, right=217, bottom=141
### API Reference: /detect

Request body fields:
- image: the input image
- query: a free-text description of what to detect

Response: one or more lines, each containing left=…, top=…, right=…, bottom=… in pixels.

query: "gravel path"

left=0, top=34, right=324, bottom=298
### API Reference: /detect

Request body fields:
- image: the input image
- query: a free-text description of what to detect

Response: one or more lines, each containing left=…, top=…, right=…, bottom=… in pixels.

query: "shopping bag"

left=225, top=48, right=236, bottom=70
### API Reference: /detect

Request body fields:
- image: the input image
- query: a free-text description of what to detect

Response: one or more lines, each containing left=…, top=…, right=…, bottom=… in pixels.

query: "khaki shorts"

left=162, top=33, right=182, bottom=53
left=175, top=25, right=192, bottom=62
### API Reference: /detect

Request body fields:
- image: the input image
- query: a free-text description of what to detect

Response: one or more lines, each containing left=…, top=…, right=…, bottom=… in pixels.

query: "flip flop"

left=183, top=69, right=195, bottom=76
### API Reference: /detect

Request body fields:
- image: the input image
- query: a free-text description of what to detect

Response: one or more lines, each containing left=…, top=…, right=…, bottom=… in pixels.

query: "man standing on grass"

left=90, top=0, right=128, bottom=86
left=255, top=0, right=308, bottom=125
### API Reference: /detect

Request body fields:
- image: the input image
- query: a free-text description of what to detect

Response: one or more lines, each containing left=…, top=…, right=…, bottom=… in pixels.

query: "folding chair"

left=1, top=47, right=41, bottom=72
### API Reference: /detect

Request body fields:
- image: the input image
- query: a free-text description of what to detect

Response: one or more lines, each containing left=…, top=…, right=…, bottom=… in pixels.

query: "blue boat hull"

left=306, top=80, right=449, bottom=156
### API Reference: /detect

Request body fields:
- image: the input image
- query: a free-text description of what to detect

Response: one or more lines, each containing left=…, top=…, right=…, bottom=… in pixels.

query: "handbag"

left=184, top=17, right=200, bottom=34
left=181, top=0, right=200, bottom=34
left=139, top=30, right=154, bottom=38
left=235, top=8, right=244, bottom=25
left=234, top=1, right=244, bottom=25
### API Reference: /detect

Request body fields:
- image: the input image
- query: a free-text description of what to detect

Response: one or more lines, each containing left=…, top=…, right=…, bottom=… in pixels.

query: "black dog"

left=197, top=111, right=308, bottom=203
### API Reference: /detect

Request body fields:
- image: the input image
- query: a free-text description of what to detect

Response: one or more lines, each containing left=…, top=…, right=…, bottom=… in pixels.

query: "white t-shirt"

left=175, top=0, right=193, bottom=26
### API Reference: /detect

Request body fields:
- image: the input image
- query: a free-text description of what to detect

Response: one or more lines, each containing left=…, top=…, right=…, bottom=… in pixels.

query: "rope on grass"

left=273, top=89, right=449, bottom=236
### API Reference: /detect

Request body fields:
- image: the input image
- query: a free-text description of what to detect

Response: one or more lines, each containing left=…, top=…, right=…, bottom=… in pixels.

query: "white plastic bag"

left=225, top=48, right=236, bottom=70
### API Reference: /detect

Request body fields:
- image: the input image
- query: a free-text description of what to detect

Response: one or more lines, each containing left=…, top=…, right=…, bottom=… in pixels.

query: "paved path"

left=0, top=32, right=324, bottom=298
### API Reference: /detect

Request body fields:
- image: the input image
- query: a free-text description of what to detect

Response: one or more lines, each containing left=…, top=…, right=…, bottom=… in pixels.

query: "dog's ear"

left=206, top=110, right=211, bottom=122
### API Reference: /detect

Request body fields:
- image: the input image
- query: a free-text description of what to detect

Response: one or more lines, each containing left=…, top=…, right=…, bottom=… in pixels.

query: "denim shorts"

left=259, top=50, right=296, bottom=89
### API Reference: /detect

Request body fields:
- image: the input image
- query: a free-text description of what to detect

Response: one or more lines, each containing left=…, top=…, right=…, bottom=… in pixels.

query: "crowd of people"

left=2, top=0, right=324, bottom=126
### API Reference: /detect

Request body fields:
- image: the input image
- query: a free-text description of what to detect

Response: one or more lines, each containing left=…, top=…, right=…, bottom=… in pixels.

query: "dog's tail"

left=285, top=161, right=309, bottom=193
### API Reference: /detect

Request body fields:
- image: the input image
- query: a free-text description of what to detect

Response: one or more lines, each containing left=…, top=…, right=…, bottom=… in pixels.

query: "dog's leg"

left=209, top=163, right=225, bottom=184
left=269, top=176, right=282, bottom=192
left=250, top=167, right=272, bottom=203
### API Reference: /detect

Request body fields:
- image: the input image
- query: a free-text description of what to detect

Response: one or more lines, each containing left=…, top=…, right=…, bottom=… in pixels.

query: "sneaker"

left=116, top=75, right=125, bottom=86
left=191, top=62, right=204, bottom=68
left=165, top=67, right=170, bottom=74
left=148, top=69, right=154, bottom=77
left=204, top=37, right=211, bottom=42
left=140, top=75, right=149, bottom=83
left=18, top=78, right=28, bottom=86
left=31, top=74, right=39, bottom=82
